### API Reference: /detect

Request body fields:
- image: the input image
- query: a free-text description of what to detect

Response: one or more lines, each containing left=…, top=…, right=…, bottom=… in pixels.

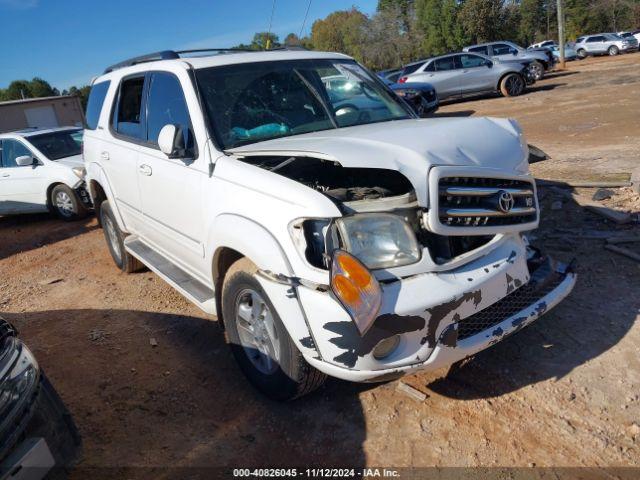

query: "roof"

left=0, top=126, right=82, bottom=139
left=0, top=95, right=79, bottom=107
left=96, top=50, right=352, bottom=82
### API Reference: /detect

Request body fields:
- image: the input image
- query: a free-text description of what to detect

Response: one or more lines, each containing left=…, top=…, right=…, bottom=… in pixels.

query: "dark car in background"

left=0, top=317, right=80, bottom=480
left=377, top=69, right=439, bottom=116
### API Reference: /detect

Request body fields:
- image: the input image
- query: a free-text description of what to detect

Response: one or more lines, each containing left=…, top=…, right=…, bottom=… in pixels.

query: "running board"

left=124, top=237, right=216, bottom=315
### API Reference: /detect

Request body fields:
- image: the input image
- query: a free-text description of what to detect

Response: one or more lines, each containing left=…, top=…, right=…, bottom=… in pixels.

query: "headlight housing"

left=0, top=338, right=39, bottom=431
left=335, top=213, right=421, bottom=269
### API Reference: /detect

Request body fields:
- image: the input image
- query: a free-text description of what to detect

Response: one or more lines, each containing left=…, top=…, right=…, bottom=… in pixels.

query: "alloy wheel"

left=235, top=288, right=280, bottom=375
left=506, top=75, right=524, bottom=96
left=55, top=191, right=74, bottom=218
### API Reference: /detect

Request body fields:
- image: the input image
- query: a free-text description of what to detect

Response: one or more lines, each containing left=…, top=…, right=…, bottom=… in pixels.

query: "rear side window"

left=113, top=76, right=145, bottom=140
left=587, top=36, right=604, bottom=42
left=402, top=62, right=425, bottom=76
left=468, top=46, right=489, bottom=55
left=85, top=81, right=110, bottom=130
left=434, top=57, right=457, bottom=71
left=145, top=72, right=194, bottom=151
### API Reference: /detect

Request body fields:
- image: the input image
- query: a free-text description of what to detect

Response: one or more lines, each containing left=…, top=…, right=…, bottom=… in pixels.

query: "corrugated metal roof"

left=0, top=95, right=79, bottom=107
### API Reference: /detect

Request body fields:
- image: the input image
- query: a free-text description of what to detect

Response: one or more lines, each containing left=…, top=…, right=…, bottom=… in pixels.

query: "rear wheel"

left=500, top=73, right=525, bottom=97
left=99, top=200, right=144, bottom=273
left=50, top=184, right=87, bottom=221
left=221, top=258, right=326, bottom=400
left=608, top=45, right=619, bottom=56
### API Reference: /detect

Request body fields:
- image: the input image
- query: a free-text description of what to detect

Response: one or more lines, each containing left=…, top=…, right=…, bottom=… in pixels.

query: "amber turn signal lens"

left=331, top=250, right=382, bottom=336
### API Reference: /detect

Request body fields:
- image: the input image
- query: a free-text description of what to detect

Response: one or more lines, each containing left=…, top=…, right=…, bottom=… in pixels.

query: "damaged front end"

left=234, top=152, right=576, bottom=381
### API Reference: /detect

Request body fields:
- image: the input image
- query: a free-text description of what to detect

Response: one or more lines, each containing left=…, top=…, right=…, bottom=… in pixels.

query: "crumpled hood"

left=228, top=117, right=530, bottom=206
left=54, top=154, right=84, bottom=169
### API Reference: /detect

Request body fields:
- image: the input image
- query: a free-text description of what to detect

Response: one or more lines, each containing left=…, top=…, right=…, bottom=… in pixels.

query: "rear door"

left=101, top=74, right=147, bottom=232
left=135, top=69, right=206, bottom=274
left=425, top=56, right=463, bottom=99
left=458, top=54, right=496, bottom=93
left=0, top=139, right=48, bottom=214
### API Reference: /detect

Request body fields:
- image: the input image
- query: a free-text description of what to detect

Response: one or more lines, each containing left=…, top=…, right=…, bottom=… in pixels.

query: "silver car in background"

left=575, top=33, right=638, bottom=57
left=399, top=52, right=534, bottom=100
left=463, top=41, right=553, bottom=80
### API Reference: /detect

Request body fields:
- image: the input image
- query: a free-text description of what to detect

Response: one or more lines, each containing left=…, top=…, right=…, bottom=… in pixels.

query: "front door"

left=135, top=71, right=205, bottom=275
left=458, top=54, right=496, bottom=93
left=0, top=139, right=48, bottom=214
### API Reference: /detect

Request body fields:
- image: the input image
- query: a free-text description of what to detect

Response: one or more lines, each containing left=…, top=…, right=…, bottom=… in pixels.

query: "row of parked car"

left=378, top=32, right=639, bottom=110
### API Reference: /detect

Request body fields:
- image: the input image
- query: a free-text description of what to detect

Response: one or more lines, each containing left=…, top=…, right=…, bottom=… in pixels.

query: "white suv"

left=0, top=127, right=91, bottom=220
left=84, top=48, right=576, bottom=400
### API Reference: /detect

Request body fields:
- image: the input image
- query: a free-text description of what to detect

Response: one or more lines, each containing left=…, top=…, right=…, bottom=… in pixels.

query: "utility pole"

left=557, top=0, right=566, bottom=69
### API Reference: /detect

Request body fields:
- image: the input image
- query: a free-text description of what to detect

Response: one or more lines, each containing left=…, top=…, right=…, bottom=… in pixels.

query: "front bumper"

left=295, top=235, right=576, bottom=382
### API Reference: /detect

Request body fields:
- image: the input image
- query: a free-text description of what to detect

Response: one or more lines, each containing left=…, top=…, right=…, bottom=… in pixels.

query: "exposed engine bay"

left=239, top=155, right=494, bottom=270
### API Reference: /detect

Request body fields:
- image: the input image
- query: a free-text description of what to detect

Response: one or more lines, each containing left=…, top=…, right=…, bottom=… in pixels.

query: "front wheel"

left=608, top=45, right=619, bottom=56
left=577, top=48, right=587, bottom=59
left=529, top=61, right=544, bottom=81
left=50, top=184, right=87, bottom=221
left=221, top=258, right=326, bottom=400
left=500, top=73, right=525, bottom=97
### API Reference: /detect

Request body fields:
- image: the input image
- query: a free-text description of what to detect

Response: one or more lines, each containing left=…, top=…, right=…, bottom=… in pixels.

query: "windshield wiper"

left=293, top=69, right=338, bottom=129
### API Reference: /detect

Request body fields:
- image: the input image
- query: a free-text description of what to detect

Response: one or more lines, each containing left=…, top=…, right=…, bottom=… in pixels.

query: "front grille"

left=438, top=177, right=537, bottom=227
left=457, top=272, right=565, bottom=340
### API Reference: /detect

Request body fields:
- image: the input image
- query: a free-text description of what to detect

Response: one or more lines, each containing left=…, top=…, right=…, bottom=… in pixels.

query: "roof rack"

left=103, top=46, right=308, bottom=74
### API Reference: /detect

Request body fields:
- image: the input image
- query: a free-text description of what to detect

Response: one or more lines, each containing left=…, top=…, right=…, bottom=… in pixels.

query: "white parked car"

left=575, top=33, right=639, bottom=57
left=0, top=127, right=91, bottom=219
left=84, top=48, right=576, bottom=400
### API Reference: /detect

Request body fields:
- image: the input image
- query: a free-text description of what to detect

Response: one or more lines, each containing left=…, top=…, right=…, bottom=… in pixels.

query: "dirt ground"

left=1, top=53, right=639, bottom=477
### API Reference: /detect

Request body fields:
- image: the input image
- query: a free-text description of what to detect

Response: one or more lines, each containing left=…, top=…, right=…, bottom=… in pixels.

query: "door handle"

left=101, top=151, right=110, bottom=161
left=138, top=164, right=152, bottom=176
left=1, top=174, right=9, bottom=178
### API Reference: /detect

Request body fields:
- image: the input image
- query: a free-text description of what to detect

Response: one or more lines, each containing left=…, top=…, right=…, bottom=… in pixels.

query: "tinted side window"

left=460, top=54, right=487, bottom=68
left=146, top=72, right=193, bottom=150
left=468, top=46, right=489, bottom=55
left=434, top=57, right=456, bottom=71
left=85, top=81, right=110, bottom=130
left=424, top=61, right=435, bottom=72
left=113, top=76, right=145, bottom=140
left=576, top=37, right=584, bottom=43
left=402, top=62, right=425, bottom=76
left=0, top=140, right=32, bottom=168
left=493, top=43, right=514, bottom=55
left=587, top=36, right=603, bottom=42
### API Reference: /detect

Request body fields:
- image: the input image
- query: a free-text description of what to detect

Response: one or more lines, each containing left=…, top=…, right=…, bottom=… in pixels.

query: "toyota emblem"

left=497, top=190, right=515, bottom=213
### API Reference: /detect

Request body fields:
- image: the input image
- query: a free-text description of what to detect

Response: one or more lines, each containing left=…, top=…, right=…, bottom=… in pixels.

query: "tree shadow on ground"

left=0, top=213, right=96, bottom=260
left=3, top=309, right=367, bottom=479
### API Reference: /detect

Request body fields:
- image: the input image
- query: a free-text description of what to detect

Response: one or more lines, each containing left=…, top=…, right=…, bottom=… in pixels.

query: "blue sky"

left=0, top=0, right=377, bottom=91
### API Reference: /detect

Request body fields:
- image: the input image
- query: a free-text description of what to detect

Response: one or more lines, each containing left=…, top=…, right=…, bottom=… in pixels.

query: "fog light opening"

left=373, top=335, right=401, bottom=360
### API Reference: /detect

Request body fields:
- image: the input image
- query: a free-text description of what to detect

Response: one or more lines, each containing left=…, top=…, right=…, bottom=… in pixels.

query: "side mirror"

left=158, top=124, right=187, bottom=159
left=512, top=50, right=518, bottom=56
left=486, top=61, right=493, bottom=68
left=15, top=155, right=35, bottom=167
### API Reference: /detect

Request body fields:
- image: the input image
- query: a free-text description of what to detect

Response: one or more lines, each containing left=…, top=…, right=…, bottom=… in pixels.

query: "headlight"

left=0, top=339, right=39, bottom=418
left=336, top=213, right=421, bottom=269
left=72, top=166, right=86, bottom=179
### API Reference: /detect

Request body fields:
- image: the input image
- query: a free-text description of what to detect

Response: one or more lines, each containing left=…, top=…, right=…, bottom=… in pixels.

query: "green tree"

left=310, top=8, right=369, bottom=61
left=415, top=0, right=465, bottom=56
left=520, top=0, right=545, bottom=45
left=459, top=0, right=509, bottom=43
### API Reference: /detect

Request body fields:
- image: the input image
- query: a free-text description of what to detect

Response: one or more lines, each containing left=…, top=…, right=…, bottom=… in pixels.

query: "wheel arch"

left=209, top=214, right=295, bottom=326
left=88, top=179, right=107, bottom=225
left=45, top=182, right=64, bottom=211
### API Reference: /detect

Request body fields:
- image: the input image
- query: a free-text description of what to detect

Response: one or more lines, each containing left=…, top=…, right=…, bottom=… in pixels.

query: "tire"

left=221, top=258, right=326, bottom=400
left=577, top=49, right=587, bottom=59
left=608, top=45, right=619, bottom=56
left=499, top=73, right=525, bottom=97
left=99, top=200, right=145, bottom=273
left=529, top=61, right=544, bottom=81
left=50, top=184, right=87, bottom=221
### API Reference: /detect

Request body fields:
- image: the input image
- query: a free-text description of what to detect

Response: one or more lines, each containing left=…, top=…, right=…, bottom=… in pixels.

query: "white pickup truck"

left=83, top=48, right=576, bottom=400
